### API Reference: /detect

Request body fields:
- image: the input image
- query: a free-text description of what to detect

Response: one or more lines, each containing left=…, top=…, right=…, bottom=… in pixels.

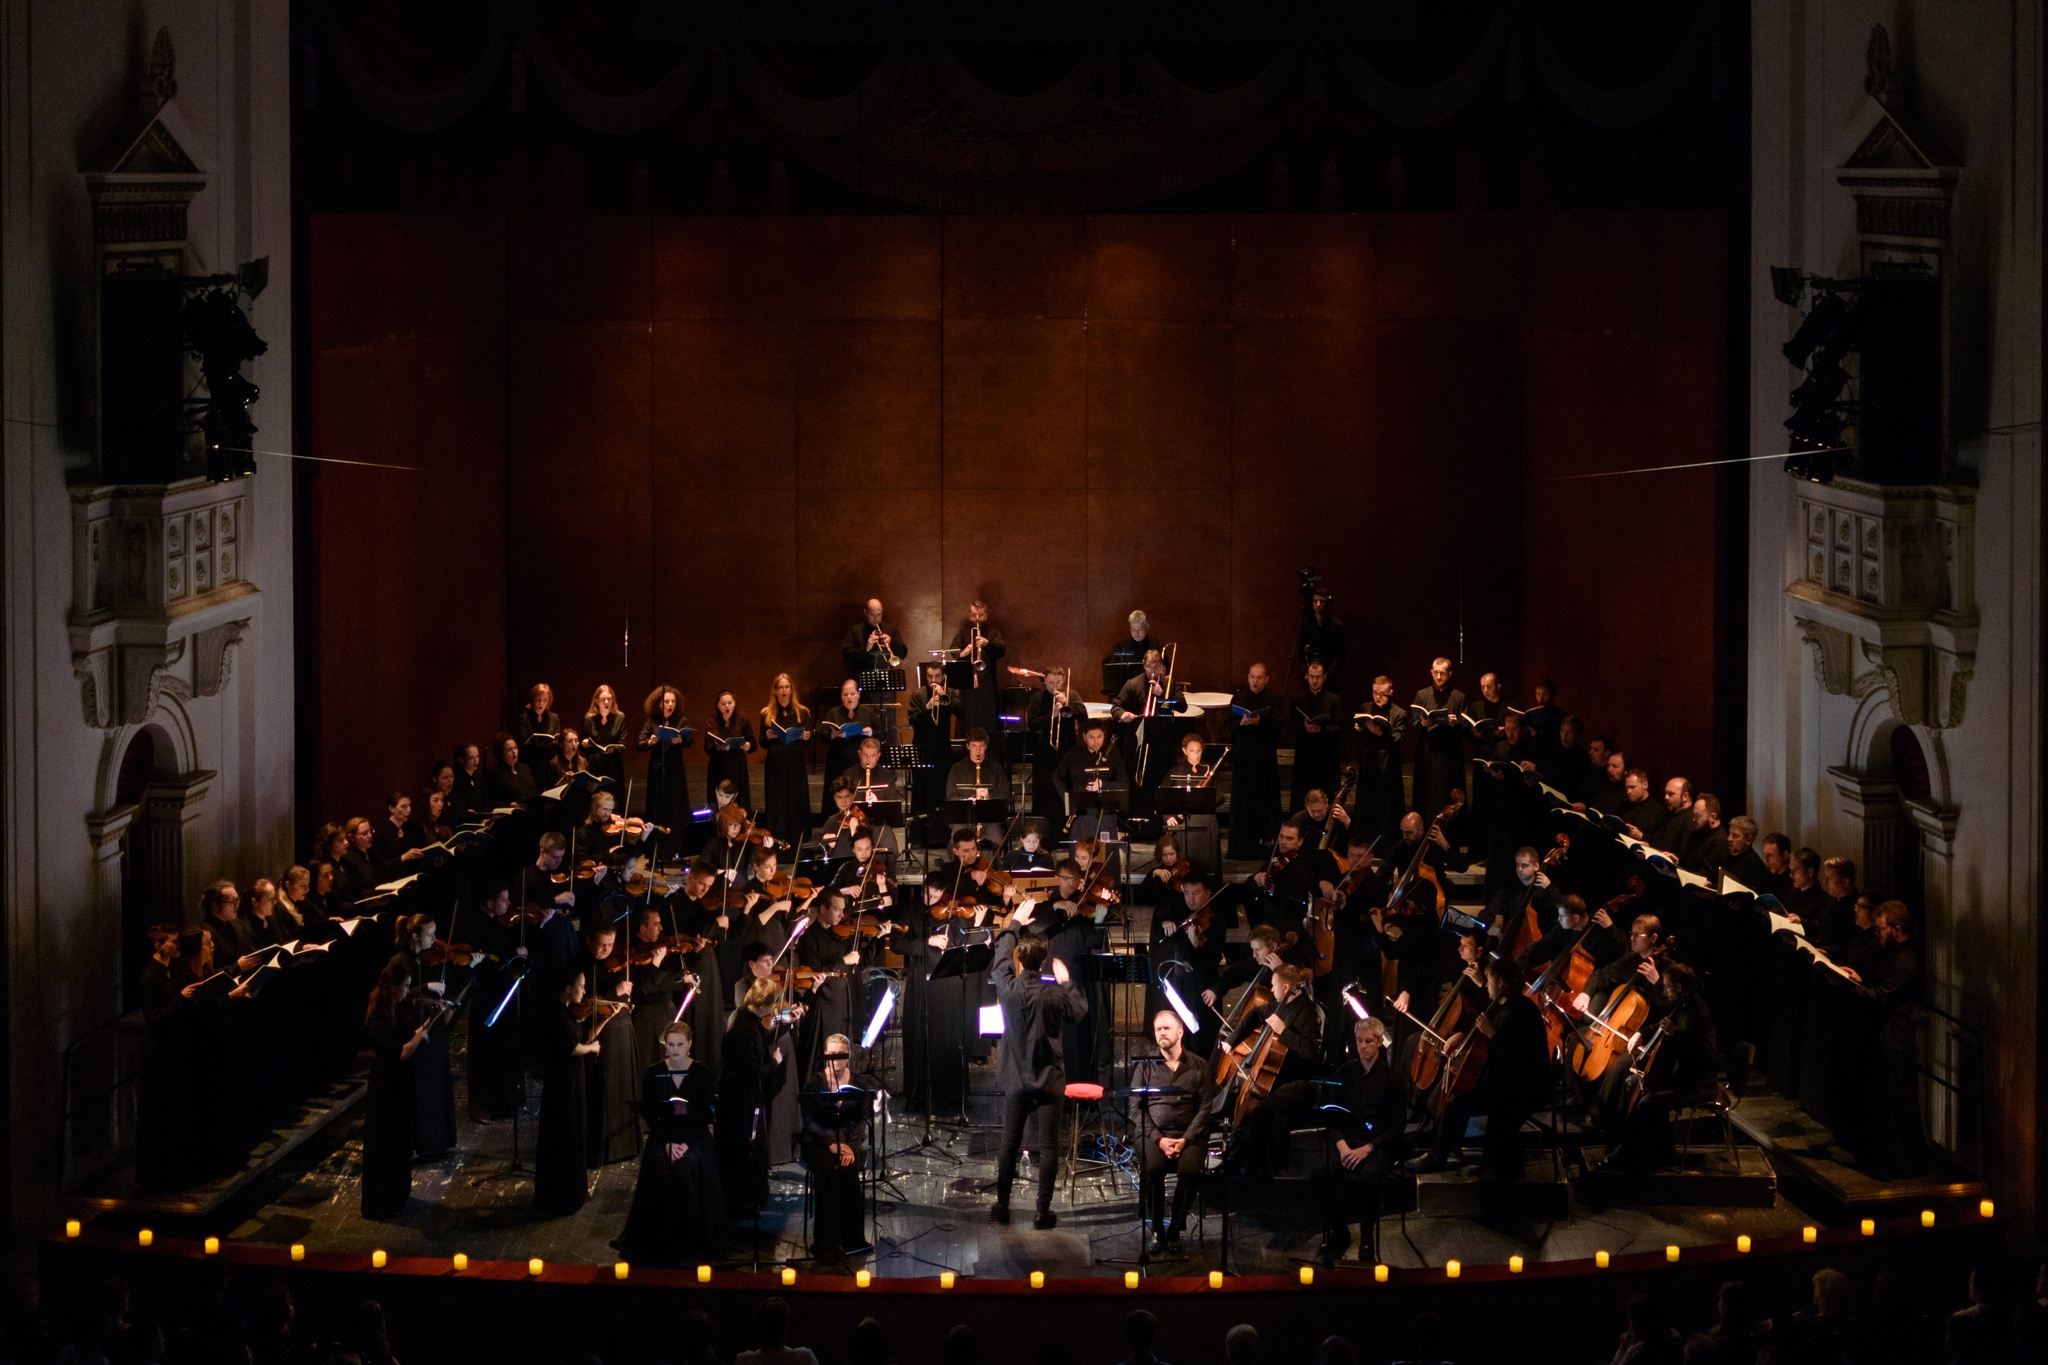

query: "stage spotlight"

left=1770, top=265, right=1807, bottom=308
left=1782, top=290, right=1852, bottom=368
left=1341, top=983, right=1371, bottom=1021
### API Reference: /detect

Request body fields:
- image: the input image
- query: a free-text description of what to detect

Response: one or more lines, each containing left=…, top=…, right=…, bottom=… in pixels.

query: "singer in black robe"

left=703, top=700, right=755, bottom=812
left=137, top=943, right=202, bottom=1191
left=360, top=1002, right=419, bottom=1220
left=820, top=683, right=881, bottom=788
left=1226, top=667, right=1284, bottom=859
left=1288, top=666, right=1345, bottom=807
left=614, top=1049, right=725, bottom=1264
left=637, top=689, right=694, bottom=858
left=759, top=690, right=814, bottom=847
left=801, top=1060, right=873, bottom=1259
left=717, top=993, right=791, bottom=1217
left=1409, top=667, right=1470, bottom=826
left=582, top=699, right=630, bottom=788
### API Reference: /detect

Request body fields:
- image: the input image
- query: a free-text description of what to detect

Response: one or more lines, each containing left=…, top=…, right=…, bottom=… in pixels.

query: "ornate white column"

left=1826, top=766, right=1902, bottom=899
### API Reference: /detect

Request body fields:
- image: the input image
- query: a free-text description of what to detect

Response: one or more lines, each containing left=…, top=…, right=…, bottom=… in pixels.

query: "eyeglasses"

left=823, top=1053, right=851, bottom=1062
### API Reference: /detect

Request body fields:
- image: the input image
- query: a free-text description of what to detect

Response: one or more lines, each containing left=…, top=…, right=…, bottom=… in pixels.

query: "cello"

left=1408, top=966, right=1485, bottom=1098
left=1210, top=967, right=1275, bottom=1087
left=1386, top=796, right=1464, bottom=920
left=1502, top=834, right=1570, bottom=963
left=1569, top=934, right=1672, bottom=1083
left=1221, top=1012, right=1289, bottom=1125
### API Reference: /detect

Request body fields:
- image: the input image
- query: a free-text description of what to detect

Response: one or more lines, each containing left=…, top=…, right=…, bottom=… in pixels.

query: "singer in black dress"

left=801, top=1038, right=872, bottom=1259
left=535, top=970, right=601, bottom=1216
left=759, top=674, right=814, bottom=847
left=582, top=684, right=630, bottom=787
left=614, top=1021, right=726, bottom=1264
left=704, top=691, right=755, bottom=812
left=637, top=686, right=693, bottom=859
left=362, top=961, right=429, bottom=1219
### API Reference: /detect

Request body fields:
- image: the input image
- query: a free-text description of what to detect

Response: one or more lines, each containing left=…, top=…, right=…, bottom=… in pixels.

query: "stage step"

left=68, top=1071, right=367, bottom=1222
left=1415, top=1168, right=1571, bottom=1220
left=1724, top=1081, right=1986, bottom=1214
left=1575, top=1143, right=1778, bottom=1208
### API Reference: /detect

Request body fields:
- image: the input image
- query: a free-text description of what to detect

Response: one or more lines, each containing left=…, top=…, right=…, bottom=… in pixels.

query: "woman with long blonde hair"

left=759, top=673, right=813, bottom=845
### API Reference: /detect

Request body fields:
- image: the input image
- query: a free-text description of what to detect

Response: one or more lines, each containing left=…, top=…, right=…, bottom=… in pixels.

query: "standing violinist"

left=1353, top=675, right=1408, bottom=845
left=703, top=691, right=755, bottom=812
left=945, top=728, right=1012, bottom=844
left=1226, top=663, right=1284, bottom=859
left=668, top=858, right=731, bottom=1083
left=820, top=679, right=879, bottom=787
left=794, top=892, right=863, bottom=1075
left=637, top=686, right=693, bottom=859
left=1289, top=662, right=1345, bottom=808
left=628, top=906, right=688, bottom=1071
left=582, top=684, right=629, bottom=788
left=1220, top=962, right=1326, bottom=1176
left=912, top=831, right=1002, bottom=1113
left=576, top=923, right=643, bottom=1167
left=1026, top=666, right=1082, bottom=820
left=947, top=600, right=1007, bottom=739
left=1410, top=956, right=1550, bottom=1181
left=385, top=913, right=457, bottom=1159
left=727, top=845, right=794, bottom=994
left=1044, top=849, right=1109, bottom=1087
left=759, top=673, right=813, bottom=847
left=907, top=662, right=959, bottom=832
left=718, top=977, right=796, bottom=1219
left=534, top=967, right=600, bottom=1216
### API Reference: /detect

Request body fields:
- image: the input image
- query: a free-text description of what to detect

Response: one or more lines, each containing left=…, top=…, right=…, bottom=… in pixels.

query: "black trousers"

left=1430, top=1080, right=1538, bottom=1182
left=1138, top=1134, right=1204, bottom=1233
left=1320, top=1144, right=1397, bottom=1245
left=995, top=1088, right=1062, bottom=1211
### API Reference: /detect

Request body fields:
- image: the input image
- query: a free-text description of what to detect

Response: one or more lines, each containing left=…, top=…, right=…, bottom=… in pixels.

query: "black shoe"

left=989, top=1203, right=1010, bottom=1225
left=1149, top=1232, right=1168, bottom=1257
left=1317, top=1237, right=1351, bottom=1265
left=1163, top=1228, right=1183, bottom=1255
left=1407, top=1154, right=1449, bottom=1174
left=1033, top=1209, right=1058, bottom=1230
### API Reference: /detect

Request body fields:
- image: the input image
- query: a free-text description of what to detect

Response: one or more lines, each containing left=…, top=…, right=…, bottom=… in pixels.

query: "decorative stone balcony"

left=1785, top=474, right=1976, bottom=729
left=68, top=475, right=257, bottom=729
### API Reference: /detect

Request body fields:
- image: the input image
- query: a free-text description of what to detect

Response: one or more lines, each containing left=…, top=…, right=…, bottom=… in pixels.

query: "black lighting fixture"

left=183, top=259, right=269, bottom=483
left=1772, top=267, right=1863, bottom=484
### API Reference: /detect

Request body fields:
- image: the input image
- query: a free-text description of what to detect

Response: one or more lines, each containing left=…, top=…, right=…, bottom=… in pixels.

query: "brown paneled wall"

left=305, top=212, right=1725, bottom=823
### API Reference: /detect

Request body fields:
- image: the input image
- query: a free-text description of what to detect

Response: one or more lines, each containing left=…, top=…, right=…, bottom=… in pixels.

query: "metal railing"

left=1913, top=999, right=1986, bottom=1178
left=58, top=1008, right=146, bottom=1193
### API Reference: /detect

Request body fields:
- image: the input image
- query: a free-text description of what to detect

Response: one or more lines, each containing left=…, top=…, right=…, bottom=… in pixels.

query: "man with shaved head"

left=842, top=597, right=905, bottom=675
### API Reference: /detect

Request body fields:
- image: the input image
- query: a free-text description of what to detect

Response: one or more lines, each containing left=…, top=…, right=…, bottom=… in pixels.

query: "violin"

left=968, top=857, right=1015, bottom=894
left=757, top=876, right=819, bottom=903
left=569, top=995, right=630, bottom=1023
left=627, top=933, right=709, bottom=964
left=419, top=941, right=484, bottom=968
left=789, top=966, right=850, bottom=991
left=1543, top=833, right=1570, bottom=867
left=715, top=806, right=775, bottom=850
left=760, top=1002, right=803, bottom=1031
left=1074, top=862, right=1121, bottom=910
left=602, top=814, right=670, bottom=838
left=831, top=918, right=896, bottom=939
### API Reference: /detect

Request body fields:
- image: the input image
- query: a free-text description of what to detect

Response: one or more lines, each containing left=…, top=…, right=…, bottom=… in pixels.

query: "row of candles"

left=77, top=1200, right=2000, bottom=1287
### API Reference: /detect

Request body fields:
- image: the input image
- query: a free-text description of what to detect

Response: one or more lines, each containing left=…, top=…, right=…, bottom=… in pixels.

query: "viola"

left=830, top=918, right=895, bottom=939
left=569, top=996, right=629, bottom=1023
left=969, top=857, right=1015, bottom=894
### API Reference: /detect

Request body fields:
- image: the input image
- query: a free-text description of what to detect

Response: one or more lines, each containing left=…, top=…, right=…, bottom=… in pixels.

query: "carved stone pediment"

left=1786, top=475, right=1975, bottom=729
left=69, top=476, right=257, bottom=729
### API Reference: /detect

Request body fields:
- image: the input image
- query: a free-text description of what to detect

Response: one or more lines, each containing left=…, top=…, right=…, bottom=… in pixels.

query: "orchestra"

left=137, top=590, right=1935, bottom=1273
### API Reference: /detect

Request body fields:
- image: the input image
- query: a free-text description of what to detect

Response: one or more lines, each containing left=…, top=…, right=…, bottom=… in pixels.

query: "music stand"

left=1085, top=949, right=1152, bottom=1099
left=1068, top=788, right=1128, bottom=843
left=858, top=667, right=906, bottom=697
left=1155, top=786, right=1218, bottom=818
left=928, top=938, right=995, bottom=1135
left=1102, top=660, right=1142, bottom=699
left=945, top=798, right=1009, bottom=846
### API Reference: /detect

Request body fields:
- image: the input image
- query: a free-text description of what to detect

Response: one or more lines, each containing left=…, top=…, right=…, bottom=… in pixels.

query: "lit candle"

left=289, top=1243, right=304, bottom=1261
left=1921, top=1209, right=1936, bottom=1228
left=1298, top=1266, right=1314, bottom=1286
left=1030, top=1271, right=1045, bottom=1289
left=137, top=1229, right=153, bottom=1248
left=856, top=1270, right=872, bottom=1288
left=452, top=1254, right=469, bottom=1272
left=372, top=1250, right=387, bottom=1270
left=614, top=1261, right=629, bottom=1281
left=1595, top=1250, right=1610, bottom=1269
left=781, top=1267, right=796, bottom=1287
left=1445, top=1260, right=1461, bottom=1279
left=1980, top=1199, right=1996, bottom=1218
left=1736, top=1235, right=1751, bottom=1254
left=697, top=1265, right=712, bottom=1283
left=1508, top=1255, right=1524, bottom=1273
left=1802, top=1226, right=1817, bottom=1244
left=1374, top=1264, right=1389, bottom=1283
left=1665, top=1245, right=1680, bottom=1263
left=204, top=1237, right=220, bottom=1256
left=941, top=1272, right=957, bottom=1289
left=65, top=1220, right=80, bottom=1239
left=1860, top=1218, right=1875, bottom=1236
left=528, top=1258, right=545, bottom=1277
left=1124, top=1271, right=1139, bottom=1290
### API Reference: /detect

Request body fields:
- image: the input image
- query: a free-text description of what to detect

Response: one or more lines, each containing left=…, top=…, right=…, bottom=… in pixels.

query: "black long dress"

left=360, top=1011, right=415, bottom=1219
left=580, top=954, right=646, bottom=1166
left=760, top=704, right=814, bottom=847
left=906, top=689, right=960, bottom=822
left=387, top=948, right=457, bottom=1157
left=670, top=893, right=727, bottom=1083
left=801, top=1074, right=872, bottom=1256
left=820, top=703, right=881, bottom=790
left=1289, top=686, right=1345, bottom=808
left=1409, top=684, right=1469, bottom=823
left=704, top=717, right=755, bottom=809
left=534, top=1001, right=591, bottom=1216
left=717, top=1010, right=789, bottom=1216
left=465, top=916, right=527, bottom=1122
left=637, top=714, right=694, bottom=859
left=137, top=962, right=200, bottom=1191
left=583, top=711, right=630, bottom=787
left=1026, top=688, right=1081, bottom=820
left=614, top=1063, right=725, bottom=1263
left=1226, top=688, right=1283, bottom=859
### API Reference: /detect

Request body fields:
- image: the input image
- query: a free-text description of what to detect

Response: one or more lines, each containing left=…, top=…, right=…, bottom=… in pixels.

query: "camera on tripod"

left=1298, top=567, right=1330, bottom=607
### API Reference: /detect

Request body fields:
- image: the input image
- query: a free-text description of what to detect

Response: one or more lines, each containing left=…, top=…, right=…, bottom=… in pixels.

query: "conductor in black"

left=988, top=901, right=1090, bottom=1229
